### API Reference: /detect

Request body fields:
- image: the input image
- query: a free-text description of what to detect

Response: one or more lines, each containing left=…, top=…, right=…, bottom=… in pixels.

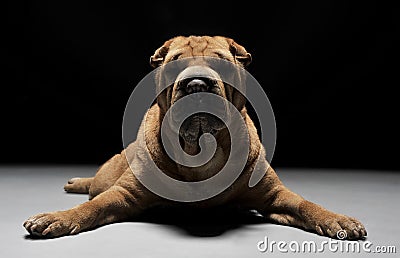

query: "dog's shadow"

left=134, top=207, right=267, bottom=237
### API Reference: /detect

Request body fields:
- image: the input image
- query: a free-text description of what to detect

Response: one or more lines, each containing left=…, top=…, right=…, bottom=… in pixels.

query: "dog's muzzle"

left=173, top=65, right=223, bottom=102
left=168, top=66, right=229, bottom=144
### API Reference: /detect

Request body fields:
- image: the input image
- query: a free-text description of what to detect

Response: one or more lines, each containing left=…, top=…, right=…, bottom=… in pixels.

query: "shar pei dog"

left=24, top=35, right=366, bottom=240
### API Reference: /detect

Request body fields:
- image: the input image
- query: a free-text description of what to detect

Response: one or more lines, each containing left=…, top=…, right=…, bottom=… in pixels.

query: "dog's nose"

left=185, top=79, right=209, bottom=94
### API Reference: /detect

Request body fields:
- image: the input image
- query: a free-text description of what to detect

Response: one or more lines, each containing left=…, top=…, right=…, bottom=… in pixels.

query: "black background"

left=4, top=1, right=399, bottom=170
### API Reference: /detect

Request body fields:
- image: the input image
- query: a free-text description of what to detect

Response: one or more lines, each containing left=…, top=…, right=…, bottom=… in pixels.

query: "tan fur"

left=24, top=36, right=366, bottom=240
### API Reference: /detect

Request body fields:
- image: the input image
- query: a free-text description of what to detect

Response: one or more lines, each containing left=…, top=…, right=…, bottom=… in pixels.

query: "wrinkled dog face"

left=150, top=36, right=252, bottom=149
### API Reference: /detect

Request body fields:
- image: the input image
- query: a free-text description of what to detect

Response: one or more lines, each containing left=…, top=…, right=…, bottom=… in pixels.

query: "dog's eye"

left=171, top=53, right=182, bottom=61
left=215, top=52, right=225, bottom=59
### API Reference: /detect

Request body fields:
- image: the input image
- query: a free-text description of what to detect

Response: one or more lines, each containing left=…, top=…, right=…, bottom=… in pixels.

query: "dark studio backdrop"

left=4, top=1, right=399, bottom=170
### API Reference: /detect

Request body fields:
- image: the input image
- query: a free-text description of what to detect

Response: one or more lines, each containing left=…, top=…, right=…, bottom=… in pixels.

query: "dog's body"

left=24, top=36, right=366, bottom=239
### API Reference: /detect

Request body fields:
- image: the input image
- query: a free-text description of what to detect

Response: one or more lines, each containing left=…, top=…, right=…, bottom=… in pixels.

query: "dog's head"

left=150, top=36, right=252, bottom=150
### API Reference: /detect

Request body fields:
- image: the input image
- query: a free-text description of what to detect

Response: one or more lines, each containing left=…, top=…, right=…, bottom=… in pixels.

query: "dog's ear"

left=150, top=39, right=174, bottom=68
left=226, top=38, right=252, bottom=67
left=222, top=38, right=251, bottom=111
left=152, top=38, right=175, bottom=113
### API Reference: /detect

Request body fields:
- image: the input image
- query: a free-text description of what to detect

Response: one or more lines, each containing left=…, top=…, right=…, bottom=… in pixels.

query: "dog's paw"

left=315, top=214, right=367, bottom=240
left=64, top=177, right=91, bottom=193
left=23, top=211, right=80, bottom=238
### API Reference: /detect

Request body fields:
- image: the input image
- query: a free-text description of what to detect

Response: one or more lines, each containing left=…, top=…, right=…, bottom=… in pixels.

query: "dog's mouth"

left=179, top=113, right=224, bottom=142
left=171, top=76, right=228, bottom=136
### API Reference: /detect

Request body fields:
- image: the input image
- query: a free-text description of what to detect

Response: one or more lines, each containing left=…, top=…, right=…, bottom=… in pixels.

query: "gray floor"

left=0, top=166, right=399, bottom=258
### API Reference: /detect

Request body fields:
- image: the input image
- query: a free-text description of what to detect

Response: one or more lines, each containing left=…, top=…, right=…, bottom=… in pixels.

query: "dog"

left=24, top=36, right=367, bottom=240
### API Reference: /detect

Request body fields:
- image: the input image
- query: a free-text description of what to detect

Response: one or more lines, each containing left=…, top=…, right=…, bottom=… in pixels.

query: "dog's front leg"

left=24, top=171, right=154, bottom=238
left=245, top=167, right=367, bottom=240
